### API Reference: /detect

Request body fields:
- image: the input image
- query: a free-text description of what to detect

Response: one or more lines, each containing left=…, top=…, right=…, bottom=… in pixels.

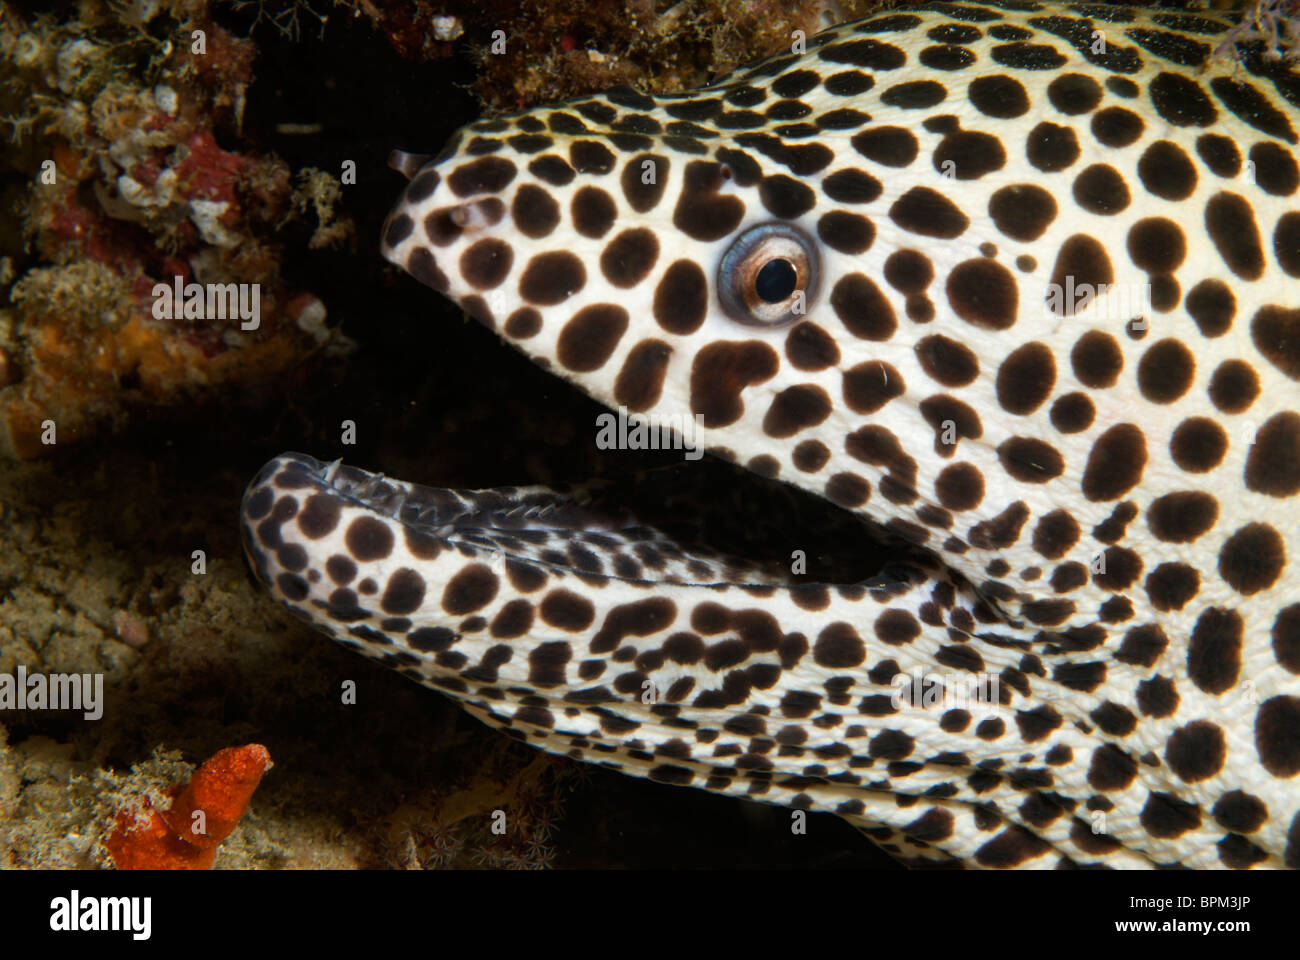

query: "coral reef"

left=0, top=0, right=894, bottom=460
left=0, top=0, right=352, bottom=459
left=347, top=0, right=883, bottom=113
left=380, top=738, right=580, bottom=869
left=105, top=743, right=270, bottom=869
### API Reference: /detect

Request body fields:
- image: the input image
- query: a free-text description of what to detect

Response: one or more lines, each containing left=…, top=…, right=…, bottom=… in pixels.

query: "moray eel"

left=242, top=1, right=1300, bottom=868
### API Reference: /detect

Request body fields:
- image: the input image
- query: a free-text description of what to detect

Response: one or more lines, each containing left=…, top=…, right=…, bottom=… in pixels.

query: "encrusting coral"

left=105, top=743, right=271, bottom=869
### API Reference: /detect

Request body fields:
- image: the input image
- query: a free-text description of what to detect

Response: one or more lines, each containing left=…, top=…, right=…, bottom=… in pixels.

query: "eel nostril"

left=451, top=197, right=507, bottom=233
left=419, top=198, right=506, bottom=248
left=389, top=149, right=432, bottom=180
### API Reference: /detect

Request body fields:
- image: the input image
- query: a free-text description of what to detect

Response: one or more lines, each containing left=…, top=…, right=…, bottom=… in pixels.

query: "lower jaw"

left=245, top=449, right=901, bottom=593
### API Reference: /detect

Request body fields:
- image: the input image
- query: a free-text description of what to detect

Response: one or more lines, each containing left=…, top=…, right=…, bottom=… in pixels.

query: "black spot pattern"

left=1149, top=72, right=1217, bottom=127
left=250, top=3, right=1300, bottom=875
left=889, top=187, right=969, bottom=238
left=1251, top=307, right=1300, bottom=381
left=1082, top=425, right=1147, bottom=501
left=1048, top=73, right=1102, bottom=114
left=1210, top=77, right=1297, bottom=144
left=989, top=185, right=1057, bottom=241
left=1027, top=122, right=1081, bottom=172
left=852, top=126, right=919, bottom=167
left=558, top=305, right=628, bottom=372
left=934, top=129, right=1006, bottom=180
left=1138, top=140, right=1197, bottom=200
left=519, top=251, right=585, bottom=304
left=1245, top=413, right=1300, bottom=496
left=654, top=260, right=708, bottom=334
left=673, top=161, right=744, bottom=241
left=1072, top=163, right=1130, bottom=215
left=1205, top=192, right=1265, bottom=280
left=969, top=75, right=1030, bottom=118
left=830, top=274, right=897, bottom=341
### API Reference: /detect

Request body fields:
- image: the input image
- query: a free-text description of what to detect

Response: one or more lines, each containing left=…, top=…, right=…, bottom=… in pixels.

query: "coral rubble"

left=0, top=0, right=350, bottom=458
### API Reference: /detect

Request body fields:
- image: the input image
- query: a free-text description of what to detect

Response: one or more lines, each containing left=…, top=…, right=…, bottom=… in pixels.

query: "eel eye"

left=718, top=222, right=820, bottom=326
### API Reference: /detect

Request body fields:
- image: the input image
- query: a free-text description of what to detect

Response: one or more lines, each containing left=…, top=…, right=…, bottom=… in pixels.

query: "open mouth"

left=260, top=446, right=900, bottom=594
